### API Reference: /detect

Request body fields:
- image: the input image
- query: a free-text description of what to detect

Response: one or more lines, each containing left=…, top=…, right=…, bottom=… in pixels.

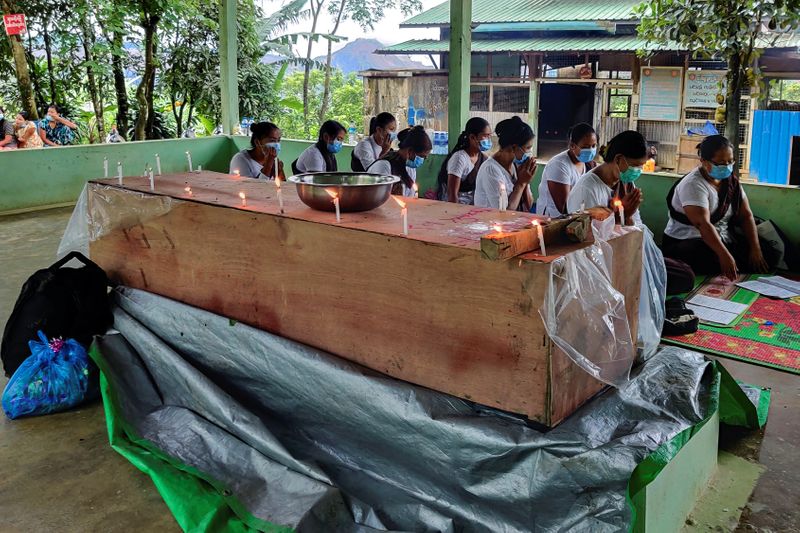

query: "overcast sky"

left=259, top=0, right=442, bottom=61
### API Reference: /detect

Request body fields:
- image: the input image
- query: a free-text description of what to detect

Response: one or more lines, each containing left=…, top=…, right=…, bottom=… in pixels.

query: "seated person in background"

left=437, top=117, right=492, bottom=204
left=352, top=112, right=396, bottom=172
left=292, top=120, right=346, bottom=174
left=662, top=134, right=773, bottom=281
left=473, top=116, right=536, bottom=211
left=368, top=125, right=432, bottom=197
left=536, top=123, right=598, bottom=217
left=229, top=121, right=285, bottom=180
left=39, top=105, right=78, bottom=146
left=566, top=130, right=647, bottom=223
left=106, top=124, right=125, bottom=143
left=13, top=112, right=43, bottom=149
left=0, top=107, right=17, bottom=149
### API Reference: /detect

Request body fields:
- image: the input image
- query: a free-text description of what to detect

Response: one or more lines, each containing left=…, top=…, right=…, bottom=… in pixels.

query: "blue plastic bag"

left=2, top=331, right=90, bottom=419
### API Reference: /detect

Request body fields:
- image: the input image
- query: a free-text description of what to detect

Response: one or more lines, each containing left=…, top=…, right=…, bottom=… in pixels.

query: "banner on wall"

left=3, top=14, right=26, bottom=36
left=638, top=67, right=683, bottom=122
left=684, top=71, right=727, bottom=109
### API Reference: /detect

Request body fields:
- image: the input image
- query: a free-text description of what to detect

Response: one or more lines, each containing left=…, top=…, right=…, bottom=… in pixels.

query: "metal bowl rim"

left=288, top=172, right=401, bottom=187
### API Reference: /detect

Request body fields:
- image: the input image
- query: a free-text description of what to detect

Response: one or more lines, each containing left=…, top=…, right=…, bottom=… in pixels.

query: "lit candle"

left=532, top=220, right=546, bottom=256
left=149, top=170, right=155, bottom=192
left=613, top=199, right=625, bottom=226
left=117, top=162, right=123, bottom=185
left=325, top=189, right=341, bottom=222
left=580, top=201, right=585, bottom=213
left=499, top=182, right=508, bottom=211
left=275, top=177, right=284, bottom=213
left=197, top=164, right=202, bottom=173
left=492, top=224, right=503, bottom=235
left=412, top=182, right=419, bottom=198
left=233, top=169, right=240, bottom=177
left=103, top=157, right=108, bottom=178
left=186, top=151, right=193, bottom=172
left=184, top=186, right=192, bottom=196
left=155, top=153, right=162, bottom=175
left=239, top=191, right=247, bottom=207
left=393, top=196, right=408, bottom=236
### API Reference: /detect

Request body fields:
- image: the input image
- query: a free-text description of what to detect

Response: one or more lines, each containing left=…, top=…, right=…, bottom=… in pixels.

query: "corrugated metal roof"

left=377, top=36, right=680, bottom=54
left=401, top=0, right=641, bottom=27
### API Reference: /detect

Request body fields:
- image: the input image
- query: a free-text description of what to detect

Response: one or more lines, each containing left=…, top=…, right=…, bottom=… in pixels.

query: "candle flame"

left=492, top=224, right=502, bottom=233
left=239, top=192, right=246, bottom=200
left=531, top=219, right=540, bottom=227
left=325, top=188, right=339, bottom=200
left=412, top=183, right=419, bottom=193
left=392, top=196, right=406, bottom=209
left=233, top=169, right=240, bottom=176
left=613, top=199, right=622, bottom=208
left=184, top=186, right=192, bottom=194
left=275, top=176, right=281, bottom=188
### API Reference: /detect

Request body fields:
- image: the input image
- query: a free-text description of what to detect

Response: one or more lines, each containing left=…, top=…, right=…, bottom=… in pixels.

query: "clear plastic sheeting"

left=540, top=240, right=635, bottom=387
left=637, top=225, right=668, bottom=362
left=57, top=183, right=177, bottom=260
left=93, top=287, right=735, bottom=532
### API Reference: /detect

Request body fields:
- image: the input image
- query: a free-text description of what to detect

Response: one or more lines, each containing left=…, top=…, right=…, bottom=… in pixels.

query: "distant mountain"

left=262, top=38, right=430, bottom=75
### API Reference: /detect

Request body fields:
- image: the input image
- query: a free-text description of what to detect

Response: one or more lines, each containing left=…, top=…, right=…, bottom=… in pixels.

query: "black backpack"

left=1, top=252, right=114, bottom=377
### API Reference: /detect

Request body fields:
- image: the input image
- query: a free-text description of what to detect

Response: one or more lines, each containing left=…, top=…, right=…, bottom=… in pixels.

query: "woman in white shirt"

left=536, top=123, right=598, bottom=217
left=566, top=130, right=647, bottom=224
left=352, top=112, right=397, bottom=172
left=292, top=120, right=346, bottom=174
left=474, top=116, right=536, bottom=211
left=229, top=121, right=285, bottom=180
left=662, top=134, right=771, bottom=280
left=368, top=126, right=432, bottom=197
left=437, top=117, right=492, bottom=204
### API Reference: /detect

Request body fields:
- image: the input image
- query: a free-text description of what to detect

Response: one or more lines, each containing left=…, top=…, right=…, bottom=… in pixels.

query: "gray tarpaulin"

left=96, top=287, right=724, bottom=532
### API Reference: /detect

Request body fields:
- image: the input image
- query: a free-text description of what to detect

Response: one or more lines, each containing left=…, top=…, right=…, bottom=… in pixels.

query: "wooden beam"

left=448, top=0, right=471, bottom=149
left=480, top=214, right=591, bottom=261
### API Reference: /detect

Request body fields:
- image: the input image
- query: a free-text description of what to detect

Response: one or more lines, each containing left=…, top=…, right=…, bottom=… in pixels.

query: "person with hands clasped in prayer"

left=229, top=121, right=285, bottom=180
left=566, top=130, right=647, bottom=223
left=474, top=116, right=536, bottom=211
left=662, top=134, right=775, bottom=281
left=352, top=112, right=397, bottom=172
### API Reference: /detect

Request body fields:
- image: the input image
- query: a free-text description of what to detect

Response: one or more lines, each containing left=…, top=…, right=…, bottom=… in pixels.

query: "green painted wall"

left=2, top=139, right=798, bottom=248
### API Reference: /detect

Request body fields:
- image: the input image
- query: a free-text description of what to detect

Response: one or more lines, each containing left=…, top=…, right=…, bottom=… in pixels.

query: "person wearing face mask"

left=352, top=112, right=397, bottom=172
left=13, top=111, right=43, bottom=149
left=566, top=130, right=647, bottom=224
left=368, top=126, right=432, bottom=197
left=0, top=106, right=17, bottom=149
left=229, top=121, right=285, bottom=180
left=662, top=135, right=774, bottom=280
left=536, top=123, right=598, bottom=217
left=293, top=120, right=346, bottom=174
left=38, top=104, right=78, bottom=146
left=436, top=117, right=492, bottom=204
left=474, top=116, right=536, bottom=211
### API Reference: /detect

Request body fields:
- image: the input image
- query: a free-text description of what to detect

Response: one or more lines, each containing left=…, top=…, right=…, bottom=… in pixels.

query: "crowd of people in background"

left=0, top=104, right=78, bottom=150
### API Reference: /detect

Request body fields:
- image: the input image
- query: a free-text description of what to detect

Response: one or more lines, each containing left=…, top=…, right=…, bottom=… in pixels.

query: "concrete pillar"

left=220, top=0, right=239, bottom=135
left=448, top=0, right=471, bottom=149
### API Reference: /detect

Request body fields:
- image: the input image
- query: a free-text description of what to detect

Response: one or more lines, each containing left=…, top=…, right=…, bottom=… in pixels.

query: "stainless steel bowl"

left=288, top=172, right=401, bottom=212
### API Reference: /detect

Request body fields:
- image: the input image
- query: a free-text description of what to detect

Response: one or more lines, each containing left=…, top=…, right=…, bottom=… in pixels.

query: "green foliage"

left=278, top=69, right=363, bottom=139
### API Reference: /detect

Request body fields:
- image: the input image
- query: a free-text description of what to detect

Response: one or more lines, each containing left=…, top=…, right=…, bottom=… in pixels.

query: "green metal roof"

left=377, top=36, right=679, bottom=54
left=401, top=0, right=641, bottom=27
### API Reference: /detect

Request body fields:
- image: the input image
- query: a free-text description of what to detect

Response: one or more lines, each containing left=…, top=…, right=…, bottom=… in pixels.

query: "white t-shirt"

left=229, top=149, right=276, bottom=179
left=536, top=150, right=584, bottom=216
left=354, top=136, right=382, bottom=170
left=664, top=167, right=746, bottom=242
left=296, top=145, right=327, bottom=173
left=446, top=150, right=480, bottom=204
left=566, top=171, right=643, bottom=225
left=474, top=158, right=516, bottom=209
left=369, top=159, right=417, bottom=197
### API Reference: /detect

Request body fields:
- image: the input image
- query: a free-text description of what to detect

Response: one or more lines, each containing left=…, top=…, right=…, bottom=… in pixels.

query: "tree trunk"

left=25, top=31, right=47, bottom=109
left=319, top=0, right=345, bottom=123
left=135, top=16, right=158, bottom=140
left=81, top=14, right=106, bottom=142
left=145, top=32, right=157, bottom=138
left=1, top=0, right=37, bottom=118
left=43, top=26, right=58, bottom=104
left=111, top=29, right=130, bottom=138
left=725, top=51, right=743, bottom=168
left=302, top=0, right=323, bottom=137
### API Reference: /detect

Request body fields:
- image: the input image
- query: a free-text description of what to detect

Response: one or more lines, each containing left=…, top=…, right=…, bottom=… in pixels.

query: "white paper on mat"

left=687, top=294, right=750, bottom=315
left=737, top=280, right=799, bottom=299
left=686, top=304, right=740, bottom=325
left=760, top=276, right=800, bottom=293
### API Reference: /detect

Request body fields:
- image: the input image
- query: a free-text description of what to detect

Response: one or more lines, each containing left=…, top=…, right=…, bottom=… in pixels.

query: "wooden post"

left=630, top=55, right=641, bottom=132
left=528, top=55, right=541, bottom=157
left=219, top=0, right=239, bottom=135
left=448, top=0, right=472, bottom=150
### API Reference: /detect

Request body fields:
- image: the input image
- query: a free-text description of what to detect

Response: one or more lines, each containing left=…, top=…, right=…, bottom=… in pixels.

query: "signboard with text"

left=684, top=71, right=727, bottom=109
left=3, top=14, right=26, bottom=35
left=638, top=67, right=683, bottom=122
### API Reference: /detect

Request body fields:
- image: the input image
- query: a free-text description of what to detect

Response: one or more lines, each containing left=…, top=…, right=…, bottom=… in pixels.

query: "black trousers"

left=662, top=233, right=779, bottom=275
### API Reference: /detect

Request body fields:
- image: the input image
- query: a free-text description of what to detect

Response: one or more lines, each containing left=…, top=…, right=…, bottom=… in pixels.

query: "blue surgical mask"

left=406, top=155, right=425, bottom=169
left=513, top=150, right=531, bottom=165
left=577, top=148, right=596, bottom=163
left=619, top=158, right=643, bottom=183
left=264, top=142, right=281, bottom=154
left=709, top=163, right=733, bottom=180
left=479, top=138, right=493, bottom=152
left=327, top=140, right=343, bottom=154
left=388, top=131, right=398, bottom=142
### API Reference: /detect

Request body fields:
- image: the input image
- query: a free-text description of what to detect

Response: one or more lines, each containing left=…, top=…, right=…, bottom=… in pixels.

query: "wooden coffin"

left=87, top=172, right=642, bottom=426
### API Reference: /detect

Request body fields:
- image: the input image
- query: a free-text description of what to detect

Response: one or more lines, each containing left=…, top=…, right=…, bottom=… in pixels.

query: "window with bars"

left=608, top=87, right=632, bottom=117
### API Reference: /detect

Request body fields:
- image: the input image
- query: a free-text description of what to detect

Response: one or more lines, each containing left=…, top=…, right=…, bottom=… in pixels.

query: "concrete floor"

left=0, top=207, right=797, bottom=532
